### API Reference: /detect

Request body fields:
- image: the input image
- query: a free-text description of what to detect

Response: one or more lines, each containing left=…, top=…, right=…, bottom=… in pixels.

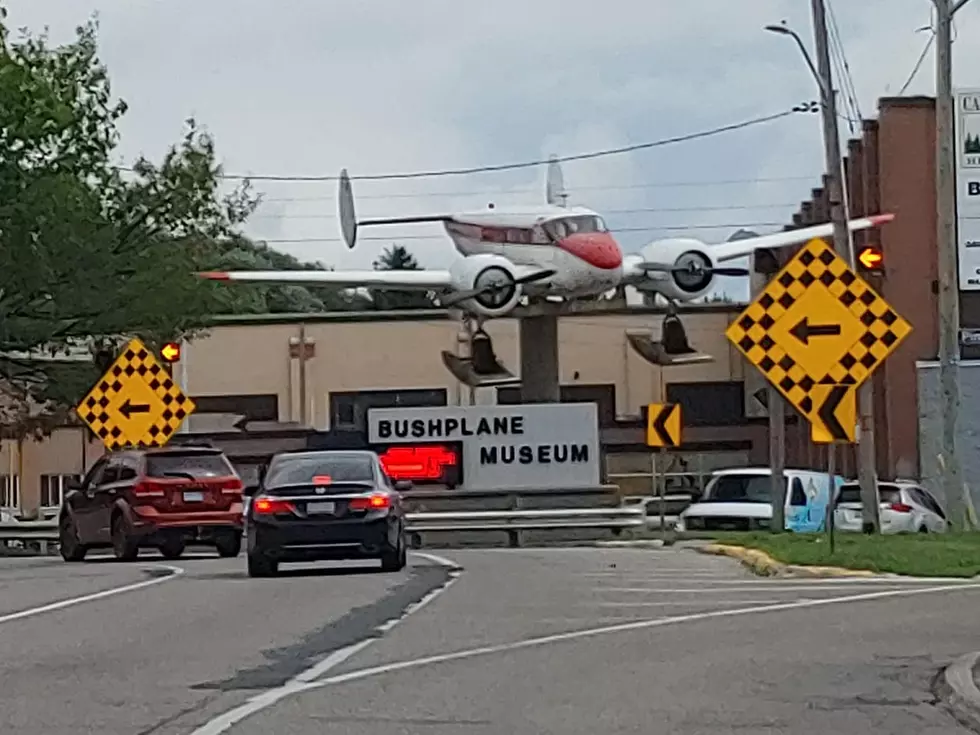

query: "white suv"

left=834, top=481, right=949, bottom=534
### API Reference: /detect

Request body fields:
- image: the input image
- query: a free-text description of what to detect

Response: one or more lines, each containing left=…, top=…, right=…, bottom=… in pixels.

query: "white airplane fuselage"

left=442, top=206, right=624, bottom=298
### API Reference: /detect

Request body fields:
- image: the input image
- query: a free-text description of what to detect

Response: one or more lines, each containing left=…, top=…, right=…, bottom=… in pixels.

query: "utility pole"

left=935, top=0, right=967, bottom=528
left=810, top=0, right=880, bottom=531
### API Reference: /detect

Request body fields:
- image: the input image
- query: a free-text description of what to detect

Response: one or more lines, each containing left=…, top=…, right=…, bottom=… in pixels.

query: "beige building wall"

left=184, top=308, right=742, bottom=427
left=3, top=306, right=744, bottom=516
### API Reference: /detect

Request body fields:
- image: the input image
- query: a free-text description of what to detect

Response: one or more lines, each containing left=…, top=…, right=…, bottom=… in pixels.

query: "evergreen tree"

left=370, top=245, right=436, bottom=310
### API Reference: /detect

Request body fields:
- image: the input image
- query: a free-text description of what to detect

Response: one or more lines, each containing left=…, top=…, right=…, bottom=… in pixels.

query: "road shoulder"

left=935, top=651, right=980, bottom=732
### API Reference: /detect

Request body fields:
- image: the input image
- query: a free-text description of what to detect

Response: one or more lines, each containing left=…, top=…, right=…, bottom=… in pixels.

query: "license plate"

left=183, top=491, right=204, bottom=503
left=306, top=501, right=336, bottom=514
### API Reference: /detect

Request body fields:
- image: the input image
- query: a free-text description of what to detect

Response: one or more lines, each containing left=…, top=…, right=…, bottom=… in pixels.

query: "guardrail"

left=0, top=504, right=655, bottom=552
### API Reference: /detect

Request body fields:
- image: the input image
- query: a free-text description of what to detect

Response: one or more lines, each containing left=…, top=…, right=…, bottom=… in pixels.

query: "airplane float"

left=200, top=159, right=894, bottom=386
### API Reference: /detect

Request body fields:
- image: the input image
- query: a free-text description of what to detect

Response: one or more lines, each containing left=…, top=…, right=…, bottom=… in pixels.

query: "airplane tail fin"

left=546, top=155, right=567, bottom=207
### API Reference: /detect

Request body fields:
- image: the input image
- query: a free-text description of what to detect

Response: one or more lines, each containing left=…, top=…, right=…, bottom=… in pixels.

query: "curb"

left=935, top=652, right=980, bottom=732
left=697, top=543, right=878, bottom=578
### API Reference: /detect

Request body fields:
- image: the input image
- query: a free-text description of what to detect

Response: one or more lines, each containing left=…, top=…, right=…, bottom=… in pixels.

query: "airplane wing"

left=199, top=269, right=451, bottom=291
left=709, top=214, right=894, bottom=262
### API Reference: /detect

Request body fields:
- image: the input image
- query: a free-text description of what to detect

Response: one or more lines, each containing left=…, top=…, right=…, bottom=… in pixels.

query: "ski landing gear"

left=627, top=302, right=714, bottom=366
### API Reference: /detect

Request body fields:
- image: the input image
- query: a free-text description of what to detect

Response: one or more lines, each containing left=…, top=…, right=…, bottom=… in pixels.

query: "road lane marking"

left=0, top=564, right=183, bottom=626
left=309, top=580, right=980, bottom=690
left=596, top=584, right=912, bottom=593
left=188, top=551, right=461, bottom=735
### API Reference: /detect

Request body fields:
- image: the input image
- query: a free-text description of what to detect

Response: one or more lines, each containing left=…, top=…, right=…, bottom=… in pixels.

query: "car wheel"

left=918, top=525, right=929, bottom=533
left=215, top=532, right=242, bottom=558
left=380, top=533, right=407, bottom=572
left=159, top=537, right=185, bottom=560
left=247, top=553, right=278, bottom=578
left=59, top=515, right=87, bottom=562
left=111, top=514, right=139, bottom=562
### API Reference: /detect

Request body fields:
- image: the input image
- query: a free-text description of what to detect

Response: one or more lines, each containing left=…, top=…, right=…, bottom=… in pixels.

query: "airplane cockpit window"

left=544, top=216, right=608, bottom=241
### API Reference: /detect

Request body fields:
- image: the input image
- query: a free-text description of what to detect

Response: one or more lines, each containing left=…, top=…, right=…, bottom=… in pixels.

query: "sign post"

left=75, top=338, right=196, bottom=450
left=726, top=237, right=912, bottom=532
left=646, top=403, right=682, bottom=540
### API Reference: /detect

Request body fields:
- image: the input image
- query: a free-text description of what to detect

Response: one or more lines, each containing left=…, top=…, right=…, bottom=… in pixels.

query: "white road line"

left=596, top=584, right=910, bottom=593
left=188, top=551, right=462, bottom=735
left=591, top=599, right=787, bottom=607
left=309, top=580, right=980, bottom=690
left=0, top=565, right=184, bottom=626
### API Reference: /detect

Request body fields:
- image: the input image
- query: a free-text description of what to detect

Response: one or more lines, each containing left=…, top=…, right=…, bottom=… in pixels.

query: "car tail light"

left=349, top=493, right=391, bottom=511
left=218, top=477, right=244, bottom=496
left=132, top=481, right=167, bottom=497
left=252, top=497, right=296, bottom=515
left=889, top=502, right=913, bottom=513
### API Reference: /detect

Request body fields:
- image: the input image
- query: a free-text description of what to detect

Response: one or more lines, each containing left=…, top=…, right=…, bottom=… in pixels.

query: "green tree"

left=0, top=10, right=258, bottom=435
left=369, top=244, right=436, bottom=310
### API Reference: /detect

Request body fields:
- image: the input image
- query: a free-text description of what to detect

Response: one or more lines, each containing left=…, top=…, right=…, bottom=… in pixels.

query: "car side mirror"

left=394, top=480, right=413, bottom=492
left=66, top=478, right=83, bottom=492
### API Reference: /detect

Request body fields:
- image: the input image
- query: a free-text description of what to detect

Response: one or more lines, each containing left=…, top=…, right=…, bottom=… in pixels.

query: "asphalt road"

left=2, top=546, right=980, bottom=735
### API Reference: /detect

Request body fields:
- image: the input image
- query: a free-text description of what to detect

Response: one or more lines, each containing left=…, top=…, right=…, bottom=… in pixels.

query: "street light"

left=764, top=23, right=830, bottom=102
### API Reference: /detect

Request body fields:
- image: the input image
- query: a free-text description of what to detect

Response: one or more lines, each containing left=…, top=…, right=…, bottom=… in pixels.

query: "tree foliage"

left=370, top=244, right=437, bottom=310
left=0, top=11, right=285, bottom=435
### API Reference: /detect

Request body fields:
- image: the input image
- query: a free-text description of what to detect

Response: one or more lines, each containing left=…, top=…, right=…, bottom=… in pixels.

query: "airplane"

left=200, top=159, right=895, bottom=384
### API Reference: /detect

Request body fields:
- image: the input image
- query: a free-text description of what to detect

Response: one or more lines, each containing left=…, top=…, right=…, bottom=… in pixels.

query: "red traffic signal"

left=160, top=342, right=181, bottom=362
left=857, top=246, right=884, bottom=271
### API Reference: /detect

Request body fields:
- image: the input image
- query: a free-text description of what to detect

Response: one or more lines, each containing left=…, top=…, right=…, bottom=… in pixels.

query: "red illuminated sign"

left=379, top=445, right=458, bottom=482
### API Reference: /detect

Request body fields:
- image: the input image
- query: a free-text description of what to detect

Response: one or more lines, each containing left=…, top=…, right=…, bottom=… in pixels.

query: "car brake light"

left=349, top=493, right=391, bottom=510
left=220, top=477, right=244, bottom=495
left=132, top=481, right=167, bottom=497
left=252, top=497, right=296, bottom=515
left=889, top=502, right=913, bottom=513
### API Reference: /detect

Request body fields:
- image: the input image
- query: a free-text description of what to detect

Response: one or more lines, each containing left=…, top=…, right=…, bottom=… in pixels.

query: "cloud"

left=5, top=0, right=980, bottom=281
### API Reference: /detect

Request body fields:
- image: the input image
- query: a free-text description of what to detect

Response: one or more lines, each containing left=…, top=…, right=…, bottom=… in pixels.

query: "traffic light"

left=857, top=245, right=884, bottom=272
left=160, top=341, right=181, bottom=362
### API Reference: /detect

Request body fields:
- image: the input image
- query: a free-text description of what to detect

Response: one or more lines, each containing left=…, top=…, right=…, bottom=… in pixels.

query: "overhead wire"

left=256, top=175, right=818, bottom=202
left=133, top=108, right=803, bottom=183
left=257, top=222, right=788, bottom=244
left=825, top=0, right=863, bottom=133
left=250, top=202, right=803, bottom=220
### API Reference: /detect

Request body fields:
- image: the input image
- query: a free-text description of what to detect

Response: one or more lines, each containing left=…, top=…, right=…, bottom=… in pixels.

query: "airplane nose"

left=558, top=232, right=623, bottom=270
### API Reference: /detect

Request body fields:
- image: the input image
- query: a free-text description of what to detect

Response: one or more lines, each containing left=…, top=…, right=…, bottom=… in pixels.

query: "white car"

left=833, top=481, right=949, bottom=534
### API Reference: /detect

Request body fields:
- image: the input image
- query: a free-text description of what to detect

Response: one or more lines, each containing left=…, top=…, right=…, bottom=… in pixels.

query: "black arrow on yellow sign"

left=810, top=384, right=857, bottom=444
left=646, top=403, right=682, bottom=448
left=789, top=317, right=842, bottom=345
left=119, top=399, right=151, bottom=419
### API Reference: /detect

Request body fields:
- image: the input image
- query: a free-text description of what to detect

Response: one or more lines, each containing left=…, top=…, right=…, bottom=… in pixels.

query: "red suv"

left=58, top=445, right=245, bottom=561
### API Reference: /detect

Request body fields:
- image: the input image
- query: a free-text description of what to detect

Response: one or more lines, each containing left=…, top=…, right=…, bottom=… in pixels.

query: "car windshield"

left=702, top=474, right=773, bottom=504
left=264, top=454, right=375, bottom=489
left=144, top=452, right=233, bottom=479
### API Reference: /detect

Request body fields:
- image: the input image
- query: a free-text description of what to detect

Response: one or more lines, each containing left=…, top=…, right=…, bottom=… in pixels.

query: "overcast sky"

left=5, top=0, right=979, bottom=301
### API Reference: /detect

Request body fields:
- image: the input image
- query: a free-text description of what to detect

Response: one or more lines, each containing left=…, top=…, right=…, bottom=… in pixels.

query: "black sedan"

left=244, top=450, right=410, bottom=577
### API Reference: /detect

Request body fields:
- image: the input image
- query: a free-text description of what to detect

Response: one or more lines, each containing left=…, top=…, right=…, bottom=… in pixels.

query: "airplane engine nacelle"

left=448, top=254, right=523, bottom=318
left=636, top=238, right=717, bottom=302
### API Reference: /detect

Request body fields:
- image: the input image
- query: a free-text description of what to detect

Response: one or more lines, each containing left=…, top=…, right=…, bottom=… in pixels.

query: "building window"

left=0, top=475, right=20, bottom=511
left=40, top=474, right=80, bottom=509
left=496, top=384, right=617, bottom=426
left=329, top=389, right=448, bottom=431
left=665, top=381, right=745, bottom=427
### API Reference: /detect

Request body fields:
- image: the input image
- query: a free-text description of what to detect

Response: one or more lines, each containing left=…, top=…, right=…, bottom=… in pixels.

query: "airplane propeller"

left=440, top=269, right=556, bottom=308
left=636, top=261, right=750, bottom=278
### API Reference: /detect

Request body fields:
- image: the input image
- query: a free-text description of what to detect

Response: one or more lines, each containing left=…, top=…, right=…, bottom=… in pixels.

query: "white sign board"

left=367, top=403, right=601, bottom=491
left=956, top=88, right=980, bottom=289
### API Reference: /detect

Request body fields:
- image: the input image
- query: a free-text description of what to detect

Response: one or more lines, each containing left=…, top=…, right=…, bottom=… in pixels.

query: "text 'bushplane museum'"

left=200, top=159, right=894, bottom=378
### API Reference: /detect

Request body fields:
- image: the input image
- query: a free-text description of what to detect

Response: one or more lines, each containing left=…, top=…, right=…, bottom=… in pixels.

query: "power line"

left=825, top=0, right=863, bottom=132
left=141, top=108, right=802, bottom=183
left=255, top=222, right=787, bottom=244
left=257, top=175, right=818, bottom=202
left=249, top=202, right=802, bottom=220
